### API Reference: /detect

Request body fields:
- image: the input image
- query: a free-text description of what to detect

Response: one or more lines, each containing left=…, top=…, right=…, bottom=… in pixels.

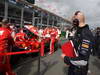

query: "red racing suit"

left=14, top=32, right=28, bottom=48
left=14, top=32, right=27, bottom=42
left=0, top=27, right=14, bottom=73
left=50, top=29, right=58, bottom=54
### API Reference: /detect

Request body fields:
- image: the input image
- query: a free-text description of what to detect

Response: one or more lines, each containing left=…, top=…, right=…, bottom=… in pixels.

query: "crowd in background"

left=92, top=27, right=100, bottom=58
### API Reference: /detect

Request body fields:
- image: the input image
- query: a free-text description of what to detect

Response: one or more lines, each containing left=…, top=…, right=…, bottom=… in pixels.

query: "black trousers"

left=68, top=64, right=88, bottom=75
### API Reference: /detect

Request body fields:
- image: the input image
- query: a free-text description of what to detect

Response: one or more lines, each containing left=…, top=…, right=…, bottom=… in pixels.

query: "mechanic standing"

left=61, top=11, right=94, bottom=75
left=0, top=19, right=14, bottom=75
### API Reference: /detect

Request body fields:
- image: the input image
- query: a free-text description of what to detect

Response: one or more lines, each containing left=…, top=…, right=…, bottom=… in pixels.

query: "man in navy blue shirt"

left=61, top=11, right=94, bottom=75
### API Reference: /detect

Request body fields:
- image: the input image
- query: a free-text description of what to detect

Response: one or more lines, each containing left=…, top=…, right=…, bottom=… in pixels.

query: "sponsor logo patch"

left=82, top=44, right=89, bottom=48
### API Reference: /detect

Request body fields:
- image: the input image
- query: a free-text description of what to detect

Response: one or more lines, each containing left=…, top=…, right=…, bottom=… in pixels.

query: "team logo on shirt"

left=82, top=44, right=89, bottom=48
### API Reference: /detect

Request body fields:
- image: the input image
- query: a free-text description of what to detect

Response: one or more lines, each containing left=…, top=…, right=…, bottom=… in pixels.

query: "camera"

left=72, top=19, right=79, bottom=27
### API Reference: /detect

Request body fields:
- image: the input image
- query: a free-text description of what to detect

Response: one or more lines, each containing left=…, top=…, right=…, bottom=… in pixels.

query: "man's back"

left=0, top=27, right=11, bottom=63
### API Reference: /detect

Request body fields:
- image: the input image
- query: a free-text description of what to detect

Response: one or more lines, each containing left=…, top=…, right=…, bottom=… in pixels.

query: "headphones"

left=74, top=11, right=80, bottom=15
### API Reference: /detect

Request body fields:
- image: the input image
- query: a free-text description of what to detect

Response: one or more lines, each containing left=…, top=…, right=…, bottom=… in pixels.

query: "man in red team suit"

left=14, top=28, right=28, bottom=49
left=49, top=28, right=58, bottom=54
left=0, top=19, right=15, bottom=75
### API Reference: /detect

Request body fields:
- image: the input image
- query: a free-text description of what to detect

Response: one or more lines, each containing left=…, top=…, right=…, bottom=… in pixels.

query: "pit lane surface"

left=14, top=47, right=100, bottom=75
